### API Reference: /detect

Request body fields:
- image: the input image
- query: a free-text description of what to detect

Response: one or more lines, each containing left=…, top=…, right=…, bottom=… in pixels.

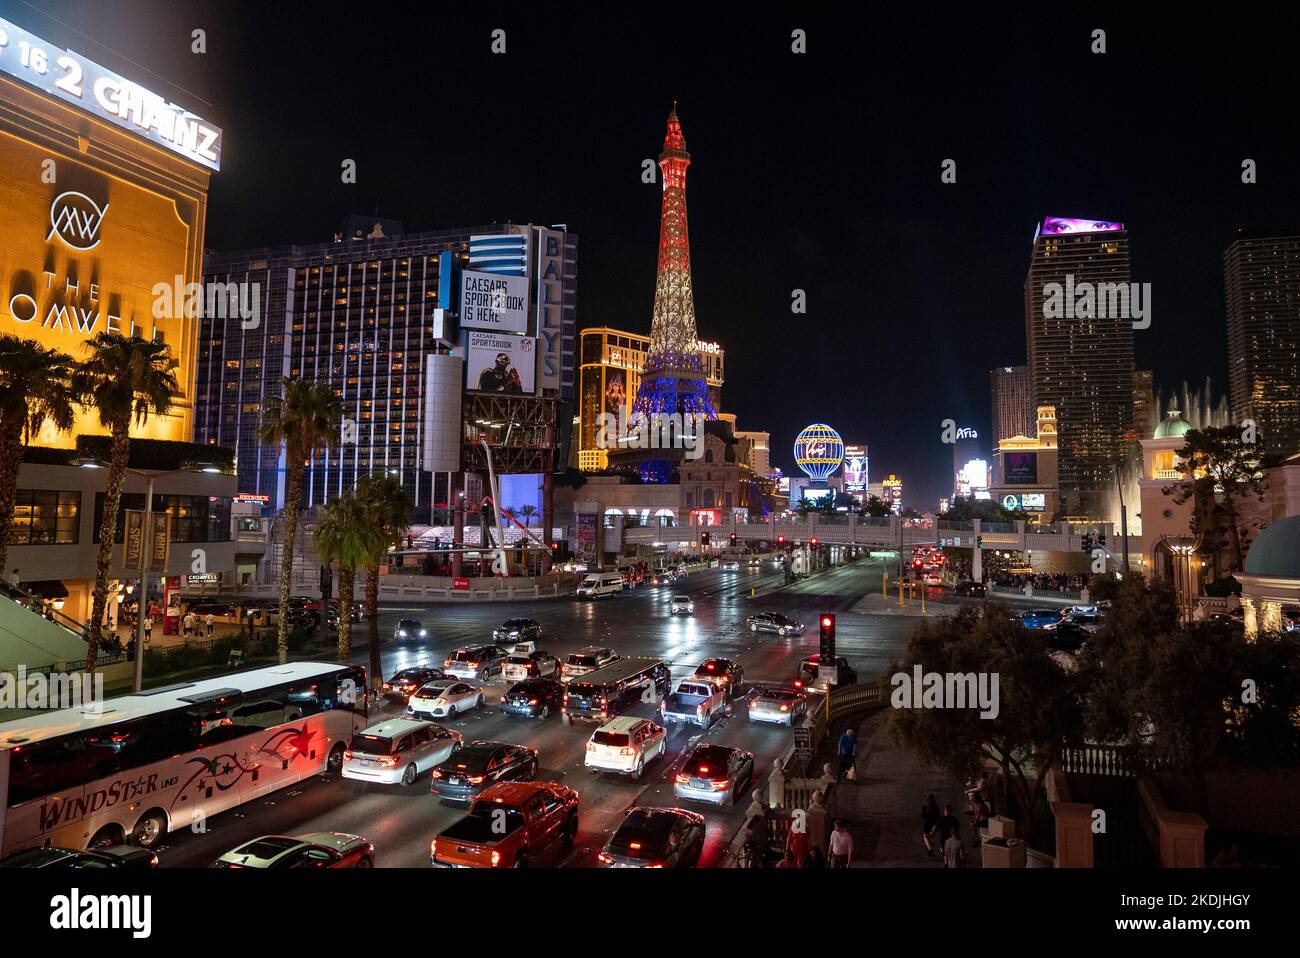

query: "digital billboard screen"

left=1003, top=451, right=1038, bottom=485
left=466, top=331, right=536, bottom=393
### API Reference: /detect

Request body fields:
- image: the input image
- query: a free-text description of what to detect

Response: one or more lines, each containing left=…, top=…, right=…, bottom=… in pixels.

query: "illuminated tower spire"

left=634, top=104, right=716, bottom=422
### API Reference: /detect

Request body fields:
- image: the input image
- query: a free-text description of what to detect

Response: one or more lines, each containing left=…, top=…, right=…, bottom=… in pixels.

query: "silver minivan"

left=342, top=719, right=462, bottom=787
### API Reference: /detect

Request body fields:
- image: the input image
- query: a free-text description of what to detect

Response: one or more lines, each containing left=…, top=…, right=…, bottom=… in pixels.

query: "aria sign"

left=0, top=17, right=222, bottom=171
left=47, top=191, right=108, bottom=250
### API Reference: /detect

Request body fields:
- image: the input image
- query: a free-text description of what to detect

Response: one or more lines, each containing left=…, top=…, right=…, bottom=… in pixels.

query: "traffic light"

left=976, top=535, right=983, bottom=549
left=777, top=534, right=785, bottom=546
left=701, top=531, right=711, bottom=546
left=729, top=532, right=737, bottom=546
left=1081, top=532, right=1094, bottom=553
left=819, top=612, right=836, bottom=661
left=810, top=537, right=819, bottom=547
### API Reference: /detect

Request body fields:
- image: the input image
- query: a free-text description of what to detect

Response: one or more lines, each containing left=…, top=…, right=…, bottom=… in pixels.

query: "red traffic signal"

left=820, top=615, right=834, bottom=629
left=810, top=537, right=819, bottom=547
left=777, top=535, right=785, bottom=545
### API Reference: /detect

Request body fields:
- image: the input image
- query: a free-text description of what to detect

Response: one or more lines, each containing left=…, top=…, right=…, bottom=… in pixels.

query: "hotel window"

left=8, top=490, right=80, bottom=545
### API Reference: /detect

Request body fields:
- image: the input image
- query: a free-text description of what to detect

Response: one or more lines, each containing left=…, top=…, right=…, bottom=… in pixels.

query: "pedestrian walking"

left=183, top=611, right=195, bottom=640
left=6, top=567, right=19, bottom=589
left=143, top=615, right=153, bottom=644
left=205, top=612, right=215, bottom=638
left=837, top=727, right=856, bottom=781
left=942, top=826, right=967, bottom=868
left=922, top=793, right=941, bottom=856
left=937, top=804, right=961, bottom=848
left=828, top=820, right=853, bottom=868
left=786, top=813, right=809, bottom=865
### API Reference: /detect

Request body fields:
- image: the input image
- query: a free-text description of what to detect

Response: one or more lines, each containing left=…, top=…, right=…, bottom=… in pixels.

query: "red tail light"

left=712, top=779, right=731, bottom=790
left=432, top=769, right=443, bottom=778
left=343, top=750, right=354, bottom=761
left=430, top=838, right=437, bottom=857
left=675, top=773, right=690, bottom=784
left=529, top=698, right=539, bottom=705
left=598, top=852, right=612, bottom=863
left=468, top=775, right=485, bottom=784
left=779, top=705, right=789, bottom=712
left=491, top=850, right=501, bottom=867
left=699, top=765, right=710, bottom=775
left=629, top=842, right=641, bottom=850
left=378, top=755, right=400, bottom=768
left=619, top=747, right=634, bottom=756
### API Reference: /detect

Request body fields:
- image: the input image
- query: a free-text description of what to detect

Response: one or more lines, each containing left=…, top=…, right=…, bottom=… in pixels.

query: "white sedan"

left=722, top=560, right=740, bottom=570
left=407, top=680, right=485, bottom=720
left=670, top=595, right=695, bottom=615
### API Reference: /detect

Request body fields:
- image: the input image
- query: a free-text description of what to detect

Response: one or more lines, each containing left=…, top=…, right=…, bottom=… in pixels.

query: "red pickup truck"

left=430, top=781, right=579, bottom=868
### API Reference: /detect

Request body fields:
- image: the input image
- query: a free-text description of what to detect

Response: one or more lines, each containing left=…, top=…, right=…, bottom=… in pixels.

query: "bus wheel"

left=89, top=825, right=125, bottom=849
left=131, top=810, right=168, bottom=848
left=327, top=742, right=346, bottom=771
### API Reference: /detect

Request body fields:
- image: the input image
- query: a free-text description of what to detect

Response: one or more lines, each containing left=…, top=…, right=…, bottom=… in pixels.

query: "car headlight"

left=397, top=630, right=406, bottom=637
left=419, top=629, right=428, bottom=637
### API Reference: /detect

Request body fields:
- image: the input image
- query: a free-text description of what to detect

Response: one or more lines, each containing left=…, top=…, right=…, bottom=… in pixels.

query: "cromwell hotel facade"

left=0, top=16, right=235, bottom=640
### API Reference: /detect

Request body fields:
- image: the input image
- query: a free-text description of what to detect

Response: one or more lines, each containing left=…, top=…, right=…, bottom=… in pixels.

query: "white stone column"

left=1242, top=596, right=1258, bottom=641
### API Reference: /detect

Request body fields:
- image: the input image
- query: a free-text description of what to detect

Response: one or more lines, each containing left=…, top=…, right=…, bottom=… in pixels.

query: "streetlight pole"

left=133, top=473, right=154, bottom=693
left=1114, top=465, right=1130, bottom=575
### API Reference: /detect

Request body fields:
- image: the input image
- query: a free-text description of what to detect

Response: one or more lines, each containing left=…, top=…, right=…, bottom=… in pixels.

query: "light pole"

left=1114, top=465, right=1130, bottom=574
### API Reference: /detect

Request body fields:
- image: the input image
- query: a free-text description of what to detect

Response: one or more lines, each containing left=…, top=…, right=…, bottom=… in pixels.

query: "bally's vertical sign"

left=534, top=227, right=564, bottom=393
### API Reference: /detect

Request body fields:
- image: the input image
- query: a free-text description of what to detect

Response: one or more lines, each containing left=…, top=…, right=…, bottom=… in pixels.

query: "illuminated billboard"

left=1003, top=451, right=1039, bottom=485
left=459, top=270, right=529, bottom=333
left=0, top=17, right=222, bottom=170
left=1001, top=492, right=1046, bottom=512
left=466, top=331, right=536, bottom=393
left=1039, top=216, right=1123, bottom=236
left=843, top=444, right=867, bottom=491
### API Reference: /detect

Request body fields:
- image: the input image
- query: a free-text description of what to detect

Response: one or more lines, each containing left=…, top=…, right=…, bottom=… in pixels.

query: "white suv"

left=584, top=716, right=666, bottom=780
left=670, top=595, right=694, bottom=615
left=342, top=719, right=462, bottom=787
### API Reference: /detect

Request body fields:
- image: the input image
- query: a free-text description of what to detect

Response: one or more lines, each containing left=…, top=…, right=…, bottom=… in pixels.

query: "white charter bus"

left=0, top=662, right=367, bottom=855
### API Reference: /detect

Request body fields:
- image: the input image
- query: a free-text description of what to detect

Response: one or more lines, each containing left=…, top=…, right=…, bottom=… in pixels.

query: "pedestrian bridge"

left=619, top=514, right=1141, bottom=561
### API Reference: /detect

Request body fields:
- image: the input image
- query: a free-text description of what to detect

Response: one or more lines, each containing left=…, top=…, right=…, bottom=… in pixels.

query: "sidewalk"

left=849, top=592, right=962, bottom=618
left=828, top=709, right=983, bottom=867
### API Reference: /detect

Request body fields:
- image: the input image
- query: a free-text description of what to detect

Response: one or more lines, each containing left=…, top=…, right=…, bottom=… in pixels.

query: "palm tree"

left=518, top=504, right=539, bottom=528
left=357, top=473, right=412, bottom=692
left=75, top=334, right=180, bottom=672
left=259, top=379, right=342, bottom=664
left=312, top=494, right=379, bottom=663
left=0, top=337, right=77, bottom=573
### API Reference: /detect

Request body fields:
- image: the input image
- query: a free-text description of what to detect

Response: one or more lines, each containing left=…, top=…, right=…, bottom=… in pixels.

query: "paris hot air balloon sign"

left=793, top=424, right=844, bottom=481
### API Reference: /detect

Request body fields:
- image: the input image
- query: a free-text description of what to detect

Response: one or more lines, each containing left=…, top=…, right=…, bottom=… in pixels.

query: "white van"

left=577, top=573, right=624, bottom=599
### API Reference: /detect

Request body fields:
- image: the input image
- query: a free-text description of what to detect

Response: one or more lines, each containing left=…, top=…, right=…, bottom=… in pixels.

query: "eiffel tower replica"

left=613, top=104, right=717, bottom=483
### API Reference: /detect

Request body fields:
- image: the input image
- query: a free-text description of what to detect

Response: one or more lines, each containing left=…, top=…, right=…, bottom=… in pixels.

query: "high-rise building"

left=197, top=221, right=577, bottom=515
left=1224, top=233, right=1300, bottom=457
left=735, top=431, right=770, bottom=477
left=990, top=365, right=1033, bottom=442
left=1132, top=369, right=1156, bottom=444
left=1024, top=216, right=1135, bottom=513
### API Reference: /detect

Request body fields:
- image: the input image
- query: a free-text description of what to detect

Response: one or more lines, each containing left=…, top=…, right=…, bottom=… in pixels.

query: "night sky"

left=9, top=1, right=1300, bottom=506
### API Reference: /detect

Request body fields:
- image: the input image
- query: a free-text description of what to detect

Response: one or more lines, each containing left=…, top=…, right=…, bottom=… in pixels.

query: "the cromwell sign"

left=46, top=191, right=108, bottom=250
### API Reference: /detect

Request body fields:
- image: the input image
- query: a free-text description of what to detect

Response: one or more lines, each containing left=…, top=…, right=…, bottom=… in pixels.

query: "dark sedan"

left=430, top=741, right=539, bottom=803
left=492, top=617, right=542, bottom=645
left=0, top=845, right=158, bottom=868
left=954, top=581, right=986, bottom=597
left=500, top=679, right=564, bottom=719
left=382, top=666, right=447, bottom=702
left=673, top=743, right=755, bottom=806
left=598, top=806, right=706, bottom=868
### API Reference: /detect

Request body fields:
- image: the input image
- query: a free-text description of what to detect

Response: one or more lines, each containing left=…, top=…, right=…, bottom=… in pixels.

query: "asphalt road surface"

left=157, top=557, right=916, bottom=868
